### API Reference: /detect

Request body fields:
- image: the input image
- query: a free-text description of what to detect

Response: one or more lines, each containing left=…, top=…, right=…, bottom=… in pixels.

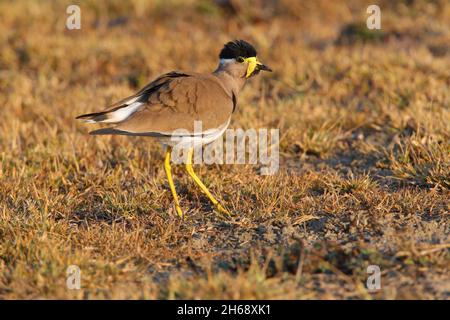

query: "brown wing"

left=76, top=71, right=191, bottom=123
left=90, top=72, right=234, bottom=135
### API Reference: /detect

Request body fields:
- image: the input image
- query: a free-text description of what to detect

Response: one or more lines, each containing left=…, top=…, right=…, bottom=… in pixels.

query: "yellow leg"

left=164, top=146, right=183, bottom=218
left=185, top=148, right=231, bottom=216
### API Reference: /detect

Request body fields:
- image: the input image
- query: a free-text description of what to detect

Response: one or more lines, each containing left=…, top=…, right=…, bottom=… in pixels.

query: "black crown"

left=219, top=40, right=257, bottom=59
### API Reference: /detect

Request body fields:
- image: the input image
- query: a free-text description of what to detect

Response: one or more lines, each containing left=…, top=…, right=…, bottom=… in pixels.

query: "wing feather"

left=77, top=71, right=233, bottom=135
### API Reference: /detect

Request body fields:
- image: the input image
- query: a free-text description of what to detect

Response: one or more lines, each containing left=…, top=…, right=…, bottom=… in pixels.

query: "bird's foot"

left=214, top=203, right=233, bottom=217
left=175, top=205, right=184, bottom=219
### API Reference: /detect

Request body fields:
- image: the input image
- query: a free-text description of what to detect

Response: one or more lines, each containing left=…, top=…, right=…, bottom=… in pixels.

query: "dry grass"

left=0, top=0, right=449, bottom=299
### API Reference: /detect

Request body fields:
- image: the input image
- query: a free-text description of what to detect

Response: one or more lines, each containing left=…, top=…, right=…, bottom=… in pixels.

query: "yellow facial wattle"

left=243, top=57, right=258, bottom=78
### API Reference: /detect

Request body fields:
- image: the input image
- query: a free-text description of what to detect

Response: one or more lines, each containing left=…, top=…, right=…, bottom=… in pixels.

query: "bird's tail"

left=75, top=111, right=110, bottom=123
left=75, top=101, right=143, bottom=124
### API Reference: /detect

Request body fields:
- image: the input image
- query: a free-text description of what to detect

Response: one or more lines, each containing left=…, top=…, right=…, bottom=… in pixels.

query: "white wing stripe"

left=102, top=102, right=143, bottom=123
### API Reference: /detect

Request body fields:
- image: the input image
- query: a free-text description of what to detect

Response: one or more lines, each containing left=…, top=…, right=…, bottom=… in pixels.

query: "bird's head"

left=219, top=40, right=272, bottom=78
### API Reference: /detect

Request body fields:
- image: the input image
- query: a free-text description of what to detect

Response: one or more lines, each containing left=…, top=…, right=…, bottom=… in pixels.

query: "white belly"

left=161, top=119, right=230, bottom=148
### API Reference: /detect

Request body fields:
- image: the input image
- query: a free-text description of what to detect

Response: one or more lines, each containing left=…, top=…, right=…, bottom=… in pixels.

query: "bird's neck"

left=213, top=66, right=247, bottom=97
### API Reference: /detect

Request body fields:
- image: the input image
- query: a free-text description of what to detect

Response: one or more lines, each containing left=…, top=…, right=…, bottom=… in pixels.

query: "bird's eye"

left=236, top=56, right=244, bottom=63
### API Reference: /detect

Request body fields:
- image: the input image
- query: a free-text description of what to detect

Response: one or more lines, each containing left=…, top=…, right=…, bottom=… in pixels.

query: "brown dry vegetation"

left=0, top=0, right=449, bottom=299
